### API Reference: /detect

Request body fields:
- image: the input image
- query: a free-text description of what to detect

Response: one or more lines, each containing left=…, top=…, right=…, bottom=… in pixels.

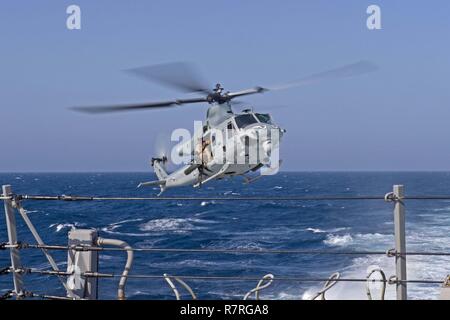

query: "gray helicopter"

left=73, top=61, right=377, bottom=194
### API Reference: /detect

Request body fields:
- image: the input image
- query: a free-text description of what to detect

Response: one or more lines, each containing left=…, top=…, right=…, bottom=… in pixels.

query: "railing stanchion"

left=2, top=185, right=24, bottom=297
left=393, top=184, right=407, bottom=300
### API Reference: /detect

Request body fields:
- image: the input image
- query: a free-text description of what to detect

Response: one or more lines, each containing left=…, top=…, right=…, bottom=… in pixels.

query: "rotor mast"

left=205, top=84, right=234, bottom=128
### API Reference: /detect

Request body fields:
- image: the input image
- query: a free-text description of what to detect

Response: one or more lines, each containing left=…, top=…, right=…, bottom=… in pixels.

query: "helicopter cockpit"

left=234, top=113, right=258, bottom=128
left=254, top=113, right=272, bottom=124
left=233, top=112, right=273, bottom=129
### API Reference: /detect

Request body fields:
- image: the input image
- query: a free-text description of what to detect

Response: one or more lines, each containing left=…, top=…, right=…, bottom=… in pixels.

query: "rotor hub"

left=207, top=84, right=231, bottom=104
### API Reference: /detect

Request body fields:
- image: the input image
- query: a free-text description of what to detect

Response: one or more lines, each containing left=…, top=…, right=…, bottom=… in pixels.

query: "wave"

left=100, top=230, right=156, bottom=237
left=101, top=218, right=144, bottom=234
left=306, top=227, right=325, bottom=233
left=274, top=291, right=300, bottom=300
left=431, top=206, right=450, bottom=212
left=323, top=234, right=353, bottom=246
left=139, top=218, right=195, bottom=232
left=204, top=240, right=264, bottom=251
left=200, top=201, right=216, bottom=207
left=99, top=216, right=215, bottom=237
left=49, top=222, right=86, bottom=233
left=175, top=259, right=222, bottom=267
left=139, top=217, right=214, bottom=233
left=24, top=210, right=39, bottom=214
left=323, top=233, right=392, bottom=247
left=306, top=227, right=349, bottom=234
left=109, top=218, right=144, bottom=227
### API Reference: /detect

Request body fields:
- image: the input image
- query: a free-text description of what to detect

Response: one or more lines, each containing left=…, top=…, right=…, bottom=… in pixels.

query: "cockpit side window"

left=234, top=114, right=258, bottom=128
left=255, top=113, right=272, bottom=124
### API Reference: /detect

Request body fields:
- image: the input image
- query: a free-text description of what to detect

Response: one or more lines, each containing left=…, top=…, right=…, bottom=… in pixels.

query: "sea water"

left=1, top=172, right=450, bottom=300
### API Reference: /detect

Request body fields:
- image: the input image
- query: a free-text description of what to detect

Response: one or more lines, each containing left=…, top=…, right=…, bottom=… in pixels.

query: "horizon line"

left=3, top=170, right=450, bottom=174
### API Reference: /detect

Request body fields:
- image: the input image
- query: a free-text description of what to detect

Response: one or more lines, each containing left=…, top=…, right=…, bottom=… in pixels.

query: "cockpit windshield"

left=255, top=113, right=272, bottom=124
left=234, top=114, right=258, bottom=128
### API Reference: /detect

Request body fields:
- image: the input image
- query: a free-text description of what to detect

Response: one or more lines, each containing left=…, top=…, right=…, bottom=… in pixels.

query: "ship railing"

left=1, top=184, right=450, bottom=300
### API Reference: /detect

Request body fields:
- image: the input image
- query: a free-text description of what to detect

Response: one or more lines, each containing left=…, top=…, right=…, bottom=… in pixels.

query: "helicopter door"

left=202, top=133, right=213, bottom=167
left=194, top=132, right=213, bottom=168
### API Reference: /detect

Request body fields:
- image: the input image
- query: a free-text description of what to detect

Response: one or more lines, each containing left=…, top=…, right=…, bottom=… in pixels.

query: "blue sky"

left=1, top=1, right=449, bottom=171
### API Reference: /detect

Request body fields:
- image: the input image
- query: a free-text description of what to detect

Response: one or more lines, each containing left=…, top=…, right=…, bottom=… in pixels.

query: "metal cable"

left=310, top=272, right=340, bottom=300
left=366, top=268, right=387, bottom=300
left=163, top=273, right=197, bottom=300
left=7, top=243, right=387, bottom=255
left=5, top=243, right=450, bottom=257
left=11, top=290, right=77, bottom=300
left=243, top=274, right=274, bottom=300
left=11, top=195, right=388, bottom=201
left=5, top=193, right=450, bottom=201
left=20, top=268, right=446, bottom=284
left=29, top=293, right=77, bottom=300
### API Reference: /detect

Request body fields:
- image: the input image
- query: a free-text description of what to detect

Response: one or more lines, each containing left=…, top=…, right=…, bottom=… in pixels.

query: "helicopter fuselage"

left=151, top=103, right=284, bottom=193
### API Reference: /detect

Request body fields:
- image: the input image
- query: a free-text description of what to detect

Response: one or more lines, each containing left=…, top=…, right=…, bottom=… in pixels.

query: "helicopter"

left=72, top=61, right=377, bottom=194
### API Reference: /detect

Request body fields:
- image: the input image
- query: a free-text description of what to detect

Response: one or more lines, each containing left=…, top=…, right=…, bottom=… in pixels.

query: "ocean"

left=1, top=172, right=450, bottom=300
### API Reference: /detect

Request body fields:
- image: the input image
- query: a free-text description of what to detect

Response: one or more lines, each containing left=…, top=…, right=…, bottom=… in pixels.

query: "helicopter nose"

left=241, top=125, right=283, bottom=148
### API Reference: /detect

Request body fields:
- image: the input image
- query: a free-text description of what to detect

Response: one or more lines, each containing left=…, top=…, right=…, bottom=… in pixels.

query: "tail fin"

left=151, top=156, right=168, bottom=180
left=148, top=157, right=169, bottom=195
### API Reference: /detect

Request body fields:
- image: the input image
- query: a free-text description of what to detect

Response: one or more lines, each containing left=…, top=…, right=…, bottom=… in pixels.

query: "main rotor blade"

left=71, top=97, right=207, bottom=114
left=227, top=87, right=267, bottom=99
left=125, top=62, right=211, bottom=95
left=266, top=60, right=378, bottom=91
left=227, top=60, right=378, bottom=99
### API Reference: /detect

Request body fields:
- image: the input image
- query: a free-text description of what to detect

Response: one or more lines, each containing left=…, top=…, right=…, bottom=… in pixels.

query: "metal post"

left=393, top=185, right=407, bottom=300
left=67, top=229, right=99, bottom=299
left=14, top=199, right=75, bottom=297
left=2, top=185, right=24, bottom=297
